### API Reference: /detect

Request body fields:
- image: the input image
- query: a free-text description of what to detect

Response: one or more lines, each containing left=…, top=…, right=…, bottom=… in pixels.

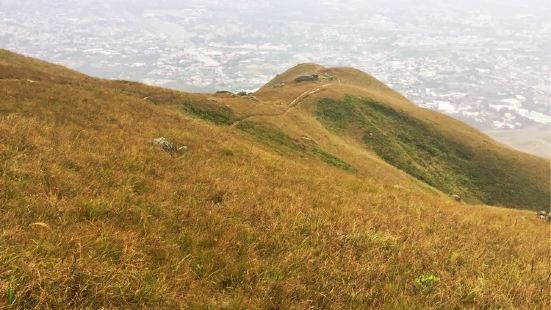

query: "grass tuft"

left=414, top=274, right=440, bottom=293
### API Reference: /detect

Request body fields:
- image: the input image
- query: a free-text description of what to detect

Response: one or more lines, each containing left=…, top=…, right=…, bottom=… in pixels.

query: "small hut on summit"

left=294, top=74, right=318, bottom=82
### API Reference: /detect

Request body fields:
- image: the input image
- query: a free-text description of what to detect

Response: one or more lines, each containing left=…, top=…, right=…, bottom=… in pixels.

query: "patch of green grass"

left=79, top=198, right=112, bottom=221
left=237, top=121, right=302, bottom=152
left=310, top=147, right=356, bottom=172
left=414, top=274, right=440, bottom=293
left=316, top=96, right=549, bottom=209
left=136, top=272, right=161, bottom=301
left=237, top=121, right=355, bottom=172
left=316, top=95, right=360, bottom=132
left=96, top=235, right=124, bottom=264
left=177, top=232, right=193, bottom=252
left=5, top=278, right=16, bottom=308
left=221, top=148, right=234, bottom=156
left=180, top=100, right=235, bottom=125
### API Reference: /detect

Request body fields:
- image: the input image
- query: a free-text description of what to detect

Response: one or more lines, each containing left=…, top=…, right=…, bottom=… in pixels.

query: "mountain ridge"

left=1, top=49, right=550, bottom=308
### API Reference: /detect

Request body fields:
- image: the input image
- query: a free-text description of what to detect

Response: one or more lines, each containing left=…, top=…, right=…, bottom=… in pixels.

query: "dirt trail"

left=0, top=78, right=38, bottom=83
left=230, top=83, right=332, bottom=128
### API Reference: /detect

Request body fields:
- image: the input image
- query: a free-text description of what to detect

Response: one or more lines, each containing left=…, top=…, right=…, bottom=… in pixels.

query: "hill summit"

left=0, top=50, right=549, bottom=308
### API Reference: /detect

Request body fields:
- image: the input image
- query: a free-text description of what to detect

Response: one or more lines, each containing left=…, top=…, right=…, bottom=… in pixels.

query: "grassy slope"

left=256, top=63, right=549, bottom=210
left=1, top=50, right=550, bottom=308
left=315, top=95, right=549, bottom=209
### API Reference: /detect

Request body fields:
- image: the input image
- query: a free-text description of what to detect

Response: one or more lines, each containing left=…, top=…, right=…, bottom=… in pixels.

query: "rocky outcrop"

left=152, top=137, right=188, bottom=155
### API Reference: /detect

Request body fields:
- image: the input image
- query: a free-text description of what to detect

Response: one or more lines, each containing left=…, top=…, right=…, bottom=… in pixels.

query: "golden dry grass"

left=1, top=50, right=550, bottom=308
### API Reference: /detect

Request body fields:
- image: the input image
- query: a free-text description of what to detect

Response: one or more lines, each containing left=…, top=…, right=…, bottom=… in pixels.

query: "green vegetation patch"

left=316, top=96, right=361, bottom=132
left=180, top=100, right=236, bottom=125
left=310, top=148, right=356, bottom=172
left=414, top=274, right=440, bottom=293
left=316, top=96, right=549, bottom=209
left=236, top=121, right=300, bottom=151
left=237, top=121, right=355, bottom=172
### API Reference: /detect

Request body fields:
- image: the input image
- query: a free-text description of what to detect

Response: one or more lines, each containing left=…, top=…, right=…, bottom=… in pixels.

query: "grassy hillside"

left=1, top=50, right=550, bottom=308
left=254, top=63, right=549, bottom=210
left=316, top=95, right=549, bottom=209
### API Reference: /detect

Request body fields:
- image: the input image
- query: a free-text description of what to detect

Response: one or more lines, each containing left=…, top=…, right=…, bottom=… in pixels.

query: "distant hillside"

left=487, top=125, right=550, bottom=159
left=0, top=50, right=549, bottom=309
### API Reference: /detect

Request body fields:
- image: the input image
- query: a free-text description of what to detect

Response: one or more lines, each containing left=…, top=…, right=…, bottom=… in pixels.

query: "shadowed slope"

left=315, top=95, right=549, bottom=209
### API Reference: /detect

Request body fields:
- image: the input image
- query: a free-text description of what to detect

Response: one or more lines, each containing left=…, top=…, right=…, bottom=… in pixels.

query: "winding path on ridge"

left=229, top=83, right=333, bottom=128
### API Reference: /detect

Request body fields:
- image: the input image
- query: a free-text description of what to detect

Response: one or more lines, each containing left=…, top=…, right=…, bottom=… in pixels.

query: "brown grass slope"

left=1, top=50, right=550, bottom=309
